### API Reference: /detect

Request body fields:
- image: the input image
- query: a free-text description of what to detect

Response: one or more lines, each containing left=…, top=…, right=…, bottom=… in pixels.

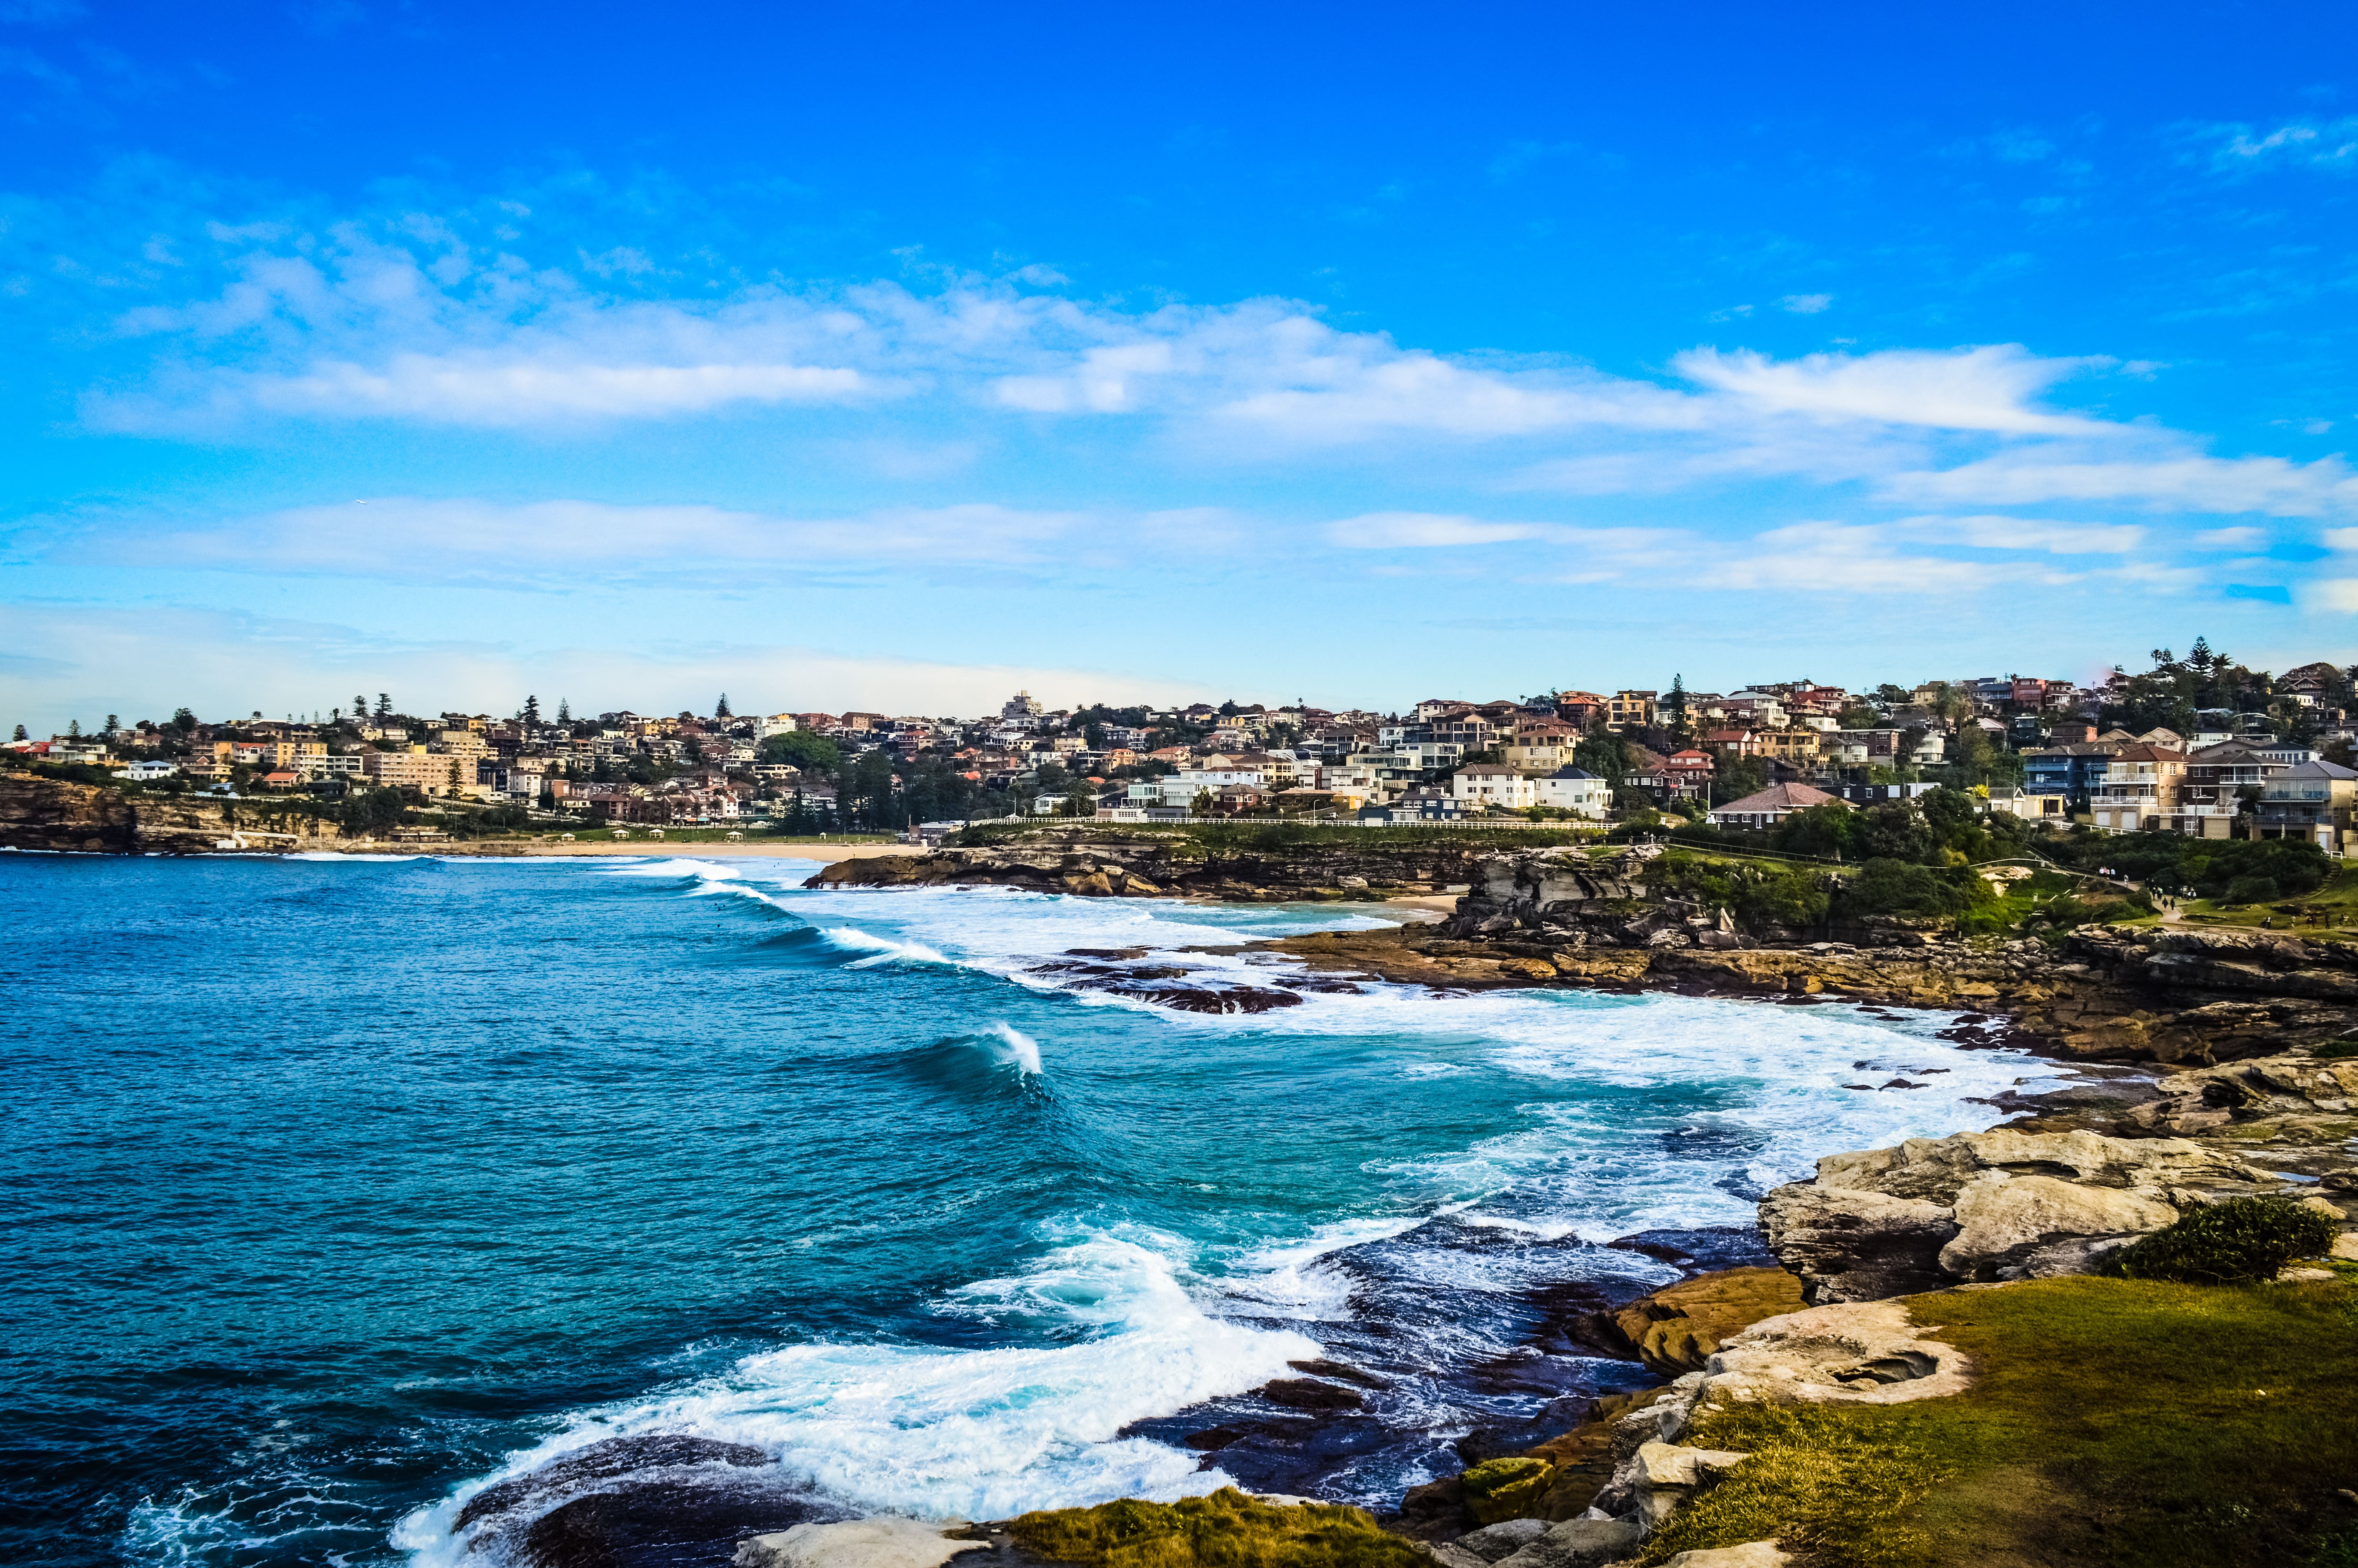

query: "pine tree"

left=67, top=719, right=81, bottom=738
left=523, top=695, right=541, bottom=726
left=11, top=725, right=24, bottom=742
left=558, top=698, right=571, bottom=723
left=355, top=694, right=369, bottom=719
left=715, top=693, right=733, bottom=719
left=376, top=693, right=392, bottom=719
left=105, top=714, right=120, bottom=734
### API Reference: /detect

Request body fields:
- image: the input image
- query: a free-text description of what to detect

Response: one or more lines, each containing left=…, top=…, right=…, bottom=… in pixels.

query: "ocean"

left=0, top=853, right=2057, bottom=1567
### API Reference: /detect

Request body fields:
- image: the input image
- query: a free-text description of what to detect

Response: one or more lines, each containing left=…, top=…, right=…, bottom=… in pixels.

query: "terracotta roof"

left=1709, top=782, right=1841, bottom=814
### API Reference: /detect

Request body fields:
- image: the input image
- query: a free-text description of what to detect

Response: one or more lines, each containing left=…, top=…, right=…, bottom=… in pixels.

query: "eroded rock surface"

left=1757, top=1125, right=2335, bottom=1302
left=807, top=833, right=1479, bottom=903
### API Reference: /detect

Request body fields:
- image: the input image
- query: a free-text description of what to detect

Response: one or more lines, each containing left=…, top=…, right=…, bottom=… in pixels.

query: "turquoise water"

left=1, top=854, right=2054, bottom=1567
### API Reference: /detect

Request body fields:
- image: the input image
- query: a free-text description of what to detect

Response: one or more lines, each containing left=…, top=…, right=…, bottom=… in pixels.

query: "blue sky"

left=4, top=0, right=2356, bottom=729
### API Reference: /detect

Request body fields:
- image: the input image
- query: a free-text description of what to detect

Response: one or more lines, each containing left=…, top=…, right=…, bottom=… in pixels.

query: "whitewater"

left=0, top=853, right=2063, bottom=1568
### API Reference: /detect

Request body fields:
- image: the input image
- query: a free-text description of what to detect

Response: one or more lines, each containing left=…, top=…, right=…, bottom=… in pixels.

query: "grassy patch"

left=1640, top=1405, right=1952, bottom=1567
left=1008, top=1488, right=1425, bottom=1568
left=1661, top=1276, right=2358, bottom=1568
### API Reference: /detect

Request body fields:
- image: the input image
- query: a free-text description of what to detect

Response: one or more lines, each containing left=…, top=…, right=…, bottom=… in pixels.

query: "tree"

left=558, top=697, right=571, bottom=723
left=715, top=693, right=732, bottom=718
left=173, top=707, right=197, bottom=733
left=376, top=693, right=392, bottom=719
left=760, top=731, right=842, bottom=773
left=1948, top=724, right=1996, bottom=784
left=10, top=724, right=23, bottom=742
left=104, top=714, right=119, bottom=734
left=523, top=695, right=541, bottom=726
left=66, top=718, right=80, bottom=739
left=1666, top=675, right=1691, bottom=741
left=1713, top=752, right=1767, bottom=804
left=354, top=694, right=369, bottom=719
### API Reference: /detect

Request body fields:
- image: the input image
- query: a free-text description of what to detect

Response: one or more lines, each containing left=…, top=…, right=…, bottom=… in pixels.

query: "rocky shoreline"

left=118, top=829, right=2342, bottom=1566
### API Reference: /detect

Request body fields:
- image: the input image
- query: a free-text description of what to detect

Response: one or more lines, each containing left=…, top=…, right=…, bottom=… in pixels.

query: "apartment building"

left=2090, top=745, right=2187, bottom=833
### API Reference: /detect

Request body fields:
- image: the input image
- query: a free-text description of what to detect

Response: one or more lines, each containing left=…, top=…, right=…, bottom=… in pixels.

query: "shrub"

left=1841, top=857, right=1983, bottom=918
left=2220, top=875, right=2281, bottom=906
left=2313, top=1038, right=2358, bottom=1062
left=2110, top=1197, right=2338, bottom=1285
left=1009, top=1488, right=1423, bottom=1568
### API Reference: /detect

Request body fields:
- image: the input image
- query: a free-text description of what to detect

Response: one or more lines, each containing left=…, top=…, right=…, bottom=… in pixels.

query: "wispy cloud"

left=2199, top=117, right=2358, bottom=174
left=1882, top=453, right=2358, bottom=516
left=72, top=498, right=1103, bottom=580
left=1673, top=344, right=2106, bottom=435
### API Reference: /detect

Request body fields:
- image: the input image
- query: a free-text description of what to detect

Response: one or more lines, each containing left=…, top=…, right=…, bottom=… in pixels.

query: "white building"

left=115, top=759, right=178, bottom=781
left=1451, top=764, right=1538, bottom=811
left=1533, top=766, right=1610, bottom=817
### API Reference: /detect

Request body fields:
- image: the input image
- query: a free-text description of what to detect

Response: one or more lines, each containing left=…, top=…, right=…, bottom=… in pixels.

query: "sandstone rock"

left=1490, top=1516, right=1644, bottom=1568
left=1628, top=1442, right=1749, bottom=1528
left=1937, top=1174, right=2178, bottom=1281
left=1694, top=1300, right=1972, bottom=1411
left=1756, top=1184, right=1958, bottom=1304
left=1426, top=1544, right=1490, bottom=1568
left=735, top=1517, right=987, bottom=1568
left=1568, top=1268, right=1807, bottom=1376
left=1453, top=1518, right=1550, bottom=1560
left=1661, top=1545, right=1792, bottom=1568
left=1765, top=1127, right=2280, bottom=1301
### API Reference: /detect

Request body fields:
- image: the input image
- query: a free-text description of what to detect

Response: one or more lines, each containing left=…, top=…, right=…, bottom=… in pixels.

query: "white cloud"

left=1687, top=522, right=2070, bottom=594
left=2205, top=118, right=2358, bottom=173
left=98, top=498, right=1095, bottom=578
left=2323, top=529, right=2358, bottom=553
left=2198, top=526, right=2267, bottom=550
left=1882, top=453, right=2358, bottom=516
left=1893, top=514, right=2144, bottom=554
left=1327, top=512, right=1546, bottom=548
left=1673, top=344, right=2104, bottom=434
left=1779, top=294, right=1834, bottom=314
left=2307, top=579, right=2358, bottom=613
left=238, top=355, right=869, bottom=423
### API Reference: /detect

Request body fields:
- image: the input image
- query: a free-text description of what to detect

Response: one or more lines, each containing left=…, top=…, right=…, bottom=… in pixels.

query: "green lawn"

left=1651, top=1275, right=2358, bottom=1568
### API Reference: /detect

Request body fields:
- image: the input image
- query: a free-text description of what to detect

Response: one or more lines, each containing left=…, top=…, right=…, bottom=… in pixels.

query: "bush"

left=1009, top=1488, right=1423, bottom=1568
left=1840, top=857, right=1984, bottom=918
left=2220, top=875, right=2281, bottom=906
left=2110, top=1197, right=2337, bottom=1285
left=2312, top=1038, right=2358, bottom=1062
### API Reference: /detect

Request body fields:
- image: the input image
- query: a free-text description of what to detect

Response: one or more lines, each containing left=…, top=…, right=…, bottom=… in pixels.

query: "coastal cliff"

left=0, top=771, right=348, bottom=853
left=1259, top=845, right=2358, bottom=1067
left=804, top=829, right=1484, bottom=902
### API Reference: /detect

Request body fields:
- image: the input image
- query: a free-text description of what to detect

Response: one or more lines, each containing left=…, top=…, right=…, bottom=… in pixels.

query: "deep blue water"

left=0, top=853, right=2056, bottom=1567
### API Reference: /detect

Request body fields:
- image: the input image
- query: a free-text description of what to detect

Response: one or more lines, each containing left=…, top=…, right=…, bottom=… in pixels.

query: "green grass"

left=1008, top=1488, right=1425, bottom=1568
left=1655, top=1276, right=2358, bottom=1568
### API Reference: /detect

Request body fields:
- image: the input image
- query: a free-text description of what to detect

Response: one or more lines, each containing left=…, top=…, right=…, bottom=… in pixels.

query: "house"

left=1606, top=691, right=1659, bottom=732
left=2256, top=760, right=2357, bottom=853
left=1450, top=764, right=1538, bottom=811
left=1700, top=728, right=1763, bottom=758
left=2021, top=742, right=2120, bottom=806
left=1662, top=749, right=1716, bottom=800
left=1705, top=782, right=1843, bottom=830
left=2171, top=744, right=2281, bottom=837
left=1534, top=767, right=1610, bottom=817
left=1553, top=690, right=1609, bottom=729
left=2090, top=745, right=2188, bottom=833
left=114, top=760, right=178, bottom=781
